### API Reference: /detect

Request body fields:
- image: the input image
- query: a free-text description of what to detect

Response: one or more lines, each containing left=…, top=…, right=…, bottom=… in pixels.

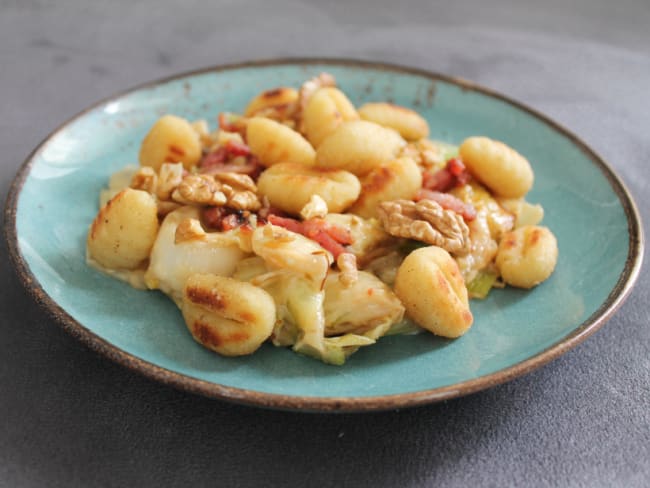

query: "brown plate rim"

left=3, top=58, right=645, bottom=412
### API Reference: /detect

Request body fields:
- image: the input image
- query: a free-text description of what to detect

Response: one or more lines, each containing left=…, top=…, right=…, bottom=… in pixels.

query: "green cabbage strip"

left=467, top=270, right=498, bottom=299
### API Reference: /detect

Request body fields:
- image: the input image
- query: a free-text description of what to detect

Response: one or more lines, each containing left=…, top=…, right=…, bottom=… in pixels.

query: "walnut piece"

left=175, top=218, right=207, bottom=243
left=172, top=174, right=228, bottom=206
left=213, top=172, right=257, bottom=192
left=171, top=173, right=261, bottom=211
left=377, top=199, right=471, bottom=254
left=131, top=164, right=261, bottom=211
left=157, top=163, right=185, bottom=200
left=300, top=194, right=328, bottom=220
left=130, top=167, right=157, bottom=193
left=336, top=252, right=358, bottom=287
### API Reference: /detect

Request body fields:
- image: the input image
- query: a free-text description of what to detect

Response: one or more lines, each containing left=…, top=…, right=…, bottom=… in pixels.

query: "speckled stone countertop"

left=1, top=1, right=648, bottom=486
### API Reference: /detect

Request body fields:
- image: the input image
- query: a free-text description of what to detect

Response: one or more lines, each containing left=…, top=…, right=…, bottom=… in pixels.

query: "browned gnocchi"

left=87, top=72, right=557, bottom=365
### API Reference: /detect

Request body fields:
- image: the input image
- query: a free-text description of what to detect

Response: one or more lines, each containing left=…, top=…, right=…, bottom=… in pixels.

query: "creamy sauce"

left=86, top=249, right=148, bottom=290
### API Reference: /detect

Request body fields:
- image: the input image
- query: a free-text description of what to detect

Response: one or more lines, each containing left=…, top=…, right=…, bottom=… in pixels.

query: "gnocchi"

left=87, top=72, right=558, bottom=365
left=315, top=120, right=406, bottom=176
left=496, top=225, right=558, bottom=288
left=246, top=117, right=315, bottom=167
left=182, top=273, right=276, bottom=356
left=302, top=87, right=359, bottom=147
left=139, top=114, right=202, bottom=171
left=349, top=157, right=422, bottom=219
left=244, top=87, right=299, bottom=117
left=87, top=188, right=159, bottom=270
left=459, top=136, right=534, bottom=198
left=358, top=102, right=429, bottom=141
left=394, top=246, right=473, bottom=338
left=257, top=162, right=361, bottom=215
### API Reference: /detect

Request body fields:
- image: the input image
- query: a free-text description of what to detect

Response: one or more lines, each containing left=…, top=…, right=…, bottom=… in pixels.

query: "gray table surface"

left=1, top=1, right=649, bottom=486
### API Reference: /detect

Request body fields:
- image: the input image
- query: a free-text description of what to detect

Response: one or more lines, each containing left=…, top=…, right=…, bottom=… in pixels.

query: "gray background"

left=1, top=0, right=649, bottom=486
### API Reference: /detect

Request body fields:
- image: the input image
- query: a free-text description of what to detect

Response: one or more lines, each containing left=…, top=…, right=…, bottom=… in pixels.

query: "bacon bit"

left=218, top=112, right=246, bottom=134
left=311, top=231, right=348, bottom=259
left=302, top=219, right=353, bottom=245
left=224, top=139, right=251, bottom=157
left=258, top=205, right=287, bottom=222
left=202, top=206, right=227, bottom=229
left=416, top=189, right=477, bottom=221
left=221, top=213, right=245, bottom=231
left=200, top=147, right=227, bottom=169
left=268, top=215, right=303, bottom=234
left=422, top=158, right=472, bottom=192
left=422, top=167, right=453, bottom=192
left=268, top=215, right=353, bottom=258
left=201, top=206, right=249, bottom=231
left=199, top=145, right=263, bottom=179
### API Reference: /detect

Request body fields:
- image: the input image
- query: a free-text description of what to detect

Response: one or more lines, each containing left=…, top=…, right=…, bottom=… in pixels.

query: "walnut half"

left=171, top=173, right=261, bottom=211
left=377, top=199, right=471, bottom=255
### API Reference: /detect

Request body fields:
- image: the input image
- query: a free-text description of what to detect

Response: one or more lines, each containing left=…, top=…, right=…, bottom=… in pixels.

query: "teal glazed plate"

left=5, top=59, right=644, bottom=412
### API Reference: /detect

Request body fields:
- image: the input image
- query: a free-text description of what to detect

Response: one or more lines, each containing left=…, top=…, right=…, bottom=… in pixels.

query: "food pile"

left=87, top=73, right=558, bottom=365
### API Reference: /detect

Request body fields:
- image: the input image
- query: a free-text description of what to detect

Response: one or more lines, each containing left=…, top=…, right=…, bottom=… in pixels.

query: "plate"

left=5, top=59, right=644, bottom=412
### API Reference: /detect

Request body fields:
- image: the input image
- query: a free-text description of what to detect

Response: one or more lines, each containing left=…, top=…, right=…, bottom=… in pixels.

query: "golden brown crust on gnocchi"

left=349, top=157, right=422, bottom=218
left=257, top=162, right=361, bottom=215
left=394, top=246, right=473, bottom=338
left=315, top=120, right=406, bottom=176
left=358, top=102, right=429, bottom=141
left=246, top=117, right=315, bottom=167
left=139, top=115, right=202, bottom=171
left=496, top=225, right=558, bottom=288
left=182, top=274, right=276, bottom=356
left=244, top=87, right=299, bottom=118
left=459, top=136, right=534, bottom=198
left=302, top=87, right=359, bottom=147
left=87, top=188, right=159, bottom=270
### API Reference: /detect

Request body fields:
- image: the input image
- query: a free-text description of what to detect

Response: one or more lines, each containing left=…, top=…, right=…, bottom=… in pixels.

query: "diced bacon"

left=302, top=219, right=353, bottom=245
left=201, top=206, right=228, bottom=230
left=267, top=215, right=353, bottom=258
left=224, top=139, right=251, bottom=157
left=218, top=112, right=246, bottom=134
left=447, top=157, right=471, bottom=185
left=422, top=168, right=455, bottom=192
left=200, top=147, right=228, bottom=171
left=422, top=157, right=472, bottom=192
left=201, top=206, right=248, bottom=231
left=268, top=215, right=304, bottom=234
left=258, top=205, right=287, bottom=222
left=309, top=231, right=348, bottom=259
left=221, top=213, right=245, bottom=231
left=416, top=189, right=477, bottom=221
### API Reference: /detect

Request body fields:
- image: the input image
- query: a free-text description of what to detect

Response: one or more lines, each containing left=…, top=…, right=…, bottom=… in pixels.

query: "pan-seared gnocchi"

left=316, top=120, right=406, bottom=176
left=394, top=246, right=473, bottom=338
left=182, top=273, right=276, bottom=356
left=358, top=102, right=429, bottom=141
left=496, top=225, right=558, bottom=288
left=459, top=136, right=534, bottom=198
left=139, top=115, right=202, bottom=171
left=349, top=157, right=422, bottom=219
left=244, top=87, right=299, bottom=117
left=87, top=72, right=557, bottom=365
left=246, top=117, right=315, bottom=167
left=257, top=162, right=361, bottom=215
left=302, top=87, right=359, bottom=147
left=87, top=188, right=159, bottom=270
